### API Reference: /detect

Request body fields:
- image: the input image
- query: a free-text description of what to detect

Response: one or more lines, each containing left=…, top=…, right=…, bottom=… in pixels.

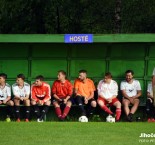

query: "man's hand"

left=0, top=100, right=2, bottom=104
left=38, top=100, right=43, bottom=106
left=63, top=99, right=67, bottom=104
left=2, top=100, right=7, bottom=104
left=84, top=98, right=88, bottom=104
left=107, top=98, right=112, bottom=103
left=20, top=97, right=24, bottom=101
left=129, top=97, right=134, bottom=104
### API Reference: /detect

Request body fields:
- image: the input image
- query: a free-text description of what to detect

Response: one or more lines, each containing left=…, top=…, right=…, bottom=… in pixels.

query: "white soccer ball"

left=106, top=115, right=115, bottom=123
left=78, top=116, right=88, bottom=122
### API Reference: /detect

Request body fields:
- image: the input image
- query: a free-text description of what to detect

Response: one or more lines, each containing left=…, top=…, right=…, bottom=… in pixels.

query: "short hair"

left=35, top=75, right=44, bottom=81
left=58, top=70, right=66, bottom=76
left=79, top=70, right=87, bottom=74
left=125, top=70, right=134, bottom=75
left=105, top=72, right=112, bottom=78
left=0, top=73, right=7, bottom=79
left=17, top=74, right=25, bottom=81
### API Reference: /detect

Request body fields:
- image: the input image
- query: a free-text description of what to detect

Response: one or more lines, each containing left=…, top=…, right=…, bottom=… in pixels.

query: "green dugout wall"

left=0, top=34, right=155, bottom=105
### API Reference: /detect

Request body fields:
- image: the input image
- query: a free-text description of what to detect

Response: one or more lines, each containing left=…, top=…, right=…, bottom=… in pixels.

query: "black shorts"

left=52, top=97, right=72, bottom=105
left=76, top=95, right=96, bottom=105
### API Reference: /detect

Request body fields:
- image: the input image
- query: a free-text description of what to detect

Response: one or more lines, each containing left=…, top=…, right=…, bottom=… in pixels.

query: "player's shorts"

left=52, top=97, right=72, bottom=104
left=76, top=95, right=96, bottom=105
left=122, top=97, right=140, bottom=104
left=98, top=96, right=119, bottom=106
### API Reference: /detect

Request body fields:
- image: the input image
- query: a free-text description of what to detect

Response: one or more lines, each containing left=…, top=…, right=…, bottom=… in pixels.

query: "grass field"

left=0, top=122, right=155, bottom=145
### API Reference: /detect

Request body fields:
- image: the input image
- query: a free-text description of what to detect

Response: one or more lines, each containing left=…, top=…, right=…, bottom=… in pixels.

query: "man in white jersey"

left=97, top=72, right=121, bottom=121
left=0, top=73, right=14, bottom=121
left=12, top=74, right=30, bottom=122
left=146, top=76, right=155, bottom=122
left=152, top=68, right=155, bottom=106
left=121, top=70, right=142, bottom=122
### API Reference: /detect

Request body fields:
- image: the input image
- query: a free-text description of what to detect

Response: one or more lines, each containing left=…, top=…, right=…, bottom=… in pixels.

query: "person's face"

left=0, top=77, right=5, bottom=84
left=35, top=79, right=42, bottom=86
left=16, top=78, right=24, bottom=86
left=104, top=76, right=111, bottom=83
left=126, top=72, right=133, bottom=82
left=79, top=72, right=86, bottom=81
left=57, top=72, right=65, bottom=81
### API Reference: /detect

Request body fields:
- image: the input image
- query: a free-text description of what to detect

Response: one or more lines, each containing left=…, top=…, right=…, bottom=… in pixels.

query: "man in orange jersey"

left=52, top=70, right=73, bottom=121
left=31, top=75, right=51, bottom=122
left=74, top=70, right=97, bottom=117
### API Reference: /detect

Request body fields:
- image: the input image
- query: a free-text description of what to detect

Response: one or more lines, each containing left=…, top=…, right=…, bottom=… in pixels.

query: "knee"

left=45, top=100, right=51, bottom=106
left=97, top=100, right=104, bottom=107
left=91, top=101, right=97, bottom=107
left=53, top=102, right=59, bottom=108
left=116, top=102, right=121, bottom=108
left=67, top=101, right=72, bottom=107
left=10, top=101, right=14, bottom=106
left=25, top=99, right=30, bottom=105
left=123, top=101, right=129, bottom=107
left=31, top=100, right=36, bottom=105
left=134, top=99, right=140, bottom=106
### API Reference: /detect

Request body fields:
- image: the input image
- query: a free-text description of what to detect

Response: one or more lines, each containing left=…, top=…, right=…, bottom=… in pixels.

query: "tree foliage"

left=0, top=0, right=155, bottom=33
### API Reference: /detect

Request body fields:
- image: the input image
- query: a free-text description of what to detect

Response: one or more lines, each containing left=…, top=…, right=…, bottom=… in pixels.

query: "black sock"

left=76, top=96, right=86, bottom=116
left=25, top=106, right=30, bottom=119
left=33, top=105, right=40, bottom=118
left=87, top=105, right=95, bottom=116
left=15, top=106, right=20, bottom=119
left=146, top=99, right=153, bottom=118
left=40, top=105, right=49, bottom=120
left=6, top=106, right=14, bottom=118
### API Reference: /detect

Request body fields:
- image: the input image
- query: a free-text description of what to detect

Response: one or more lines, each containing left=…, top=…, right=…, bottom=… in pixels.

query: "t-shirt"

left=147, top=82, right=153, bottom=96
left=12, top=82, right=30, bottom=97
left=52, top=80, right=73, bottom=98
left=152, top=68, right=155, bottom=76
left=31, top=82, right=51, bottom=103
left=74, top=78, right=95, bottom=98
left=97, top=80, right=118, bottom=99
left=120, top=80, right=141, bottom=97
left=0, top=83, right=11, bottom=100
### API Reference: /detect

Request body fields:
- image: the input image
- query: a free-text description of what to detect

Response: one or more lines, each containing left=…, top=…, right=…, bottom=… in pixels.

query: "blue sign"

left=65, top=34, right=93, bottom=43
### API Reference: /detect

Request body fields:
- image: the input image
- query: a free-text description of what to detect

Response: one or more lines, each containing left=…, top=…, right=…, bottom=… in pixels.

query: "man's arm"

left=31, top=85, right=39, bottom=102
left=87, top=91, right=94, bottom=100
left=121, top=90, right=131, bottom=100
left=42, top=85, right=51, bottom=103
left=133, top=90, right=142, bottom=99
left=147, top=92, right=153, bottom=99
left=3, top=96, right=11, bottom=104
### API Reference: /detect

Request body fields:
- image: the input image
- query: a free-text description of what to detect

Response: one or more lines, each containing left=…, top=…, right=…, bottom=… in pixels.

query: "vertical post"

left=114, top=0, right=121, bottom=33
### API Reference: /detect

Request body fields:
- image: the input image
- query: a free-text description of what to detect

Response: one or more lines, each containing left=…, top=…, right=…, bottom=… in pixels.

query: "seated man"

left=97, top=72, right=121, bottom=122
left=152, top=68, right=155, bottom=106
left=52, top=70, right=73, bottom=121
left=0, top=73, right=14, bottom=121
left=121, top=70, right=142, bottom=122
left=146, top=77, right=155, bottom=122
left=31, top=75, right=51, bottom=122
left=74, top=70, right=97, bottom=118
left=12, top=74, right=30, bottom=122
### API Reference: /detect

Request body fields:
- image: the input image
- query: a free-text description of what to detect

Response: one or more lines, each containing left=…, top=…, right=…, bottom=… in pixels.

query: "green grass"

left=0, top=122, right=155, bottom=145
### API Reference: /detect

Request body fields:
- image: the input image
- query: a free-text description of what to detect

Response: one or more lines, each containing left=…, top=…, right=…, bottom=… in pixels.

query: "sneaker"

left=37, top=118, right=43, bottom=122
left=127, top=113, right=133, bottom=122
left=25, top=119, right=29, bottom=122
left=147, top=118, right=151, bottom=122
left=16, top=118, right=21, bottom=122
left=6, top=116, right=11, bottom=122
left=151, top=118, right=155, bottom=122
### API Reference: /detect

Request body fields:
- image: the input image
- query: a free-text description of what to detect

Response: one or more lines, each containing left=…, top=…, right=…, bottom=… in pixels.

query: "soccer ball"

left=78, top=116, right=88, bottom=122
left=106, top=115, right=115, bottom=123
